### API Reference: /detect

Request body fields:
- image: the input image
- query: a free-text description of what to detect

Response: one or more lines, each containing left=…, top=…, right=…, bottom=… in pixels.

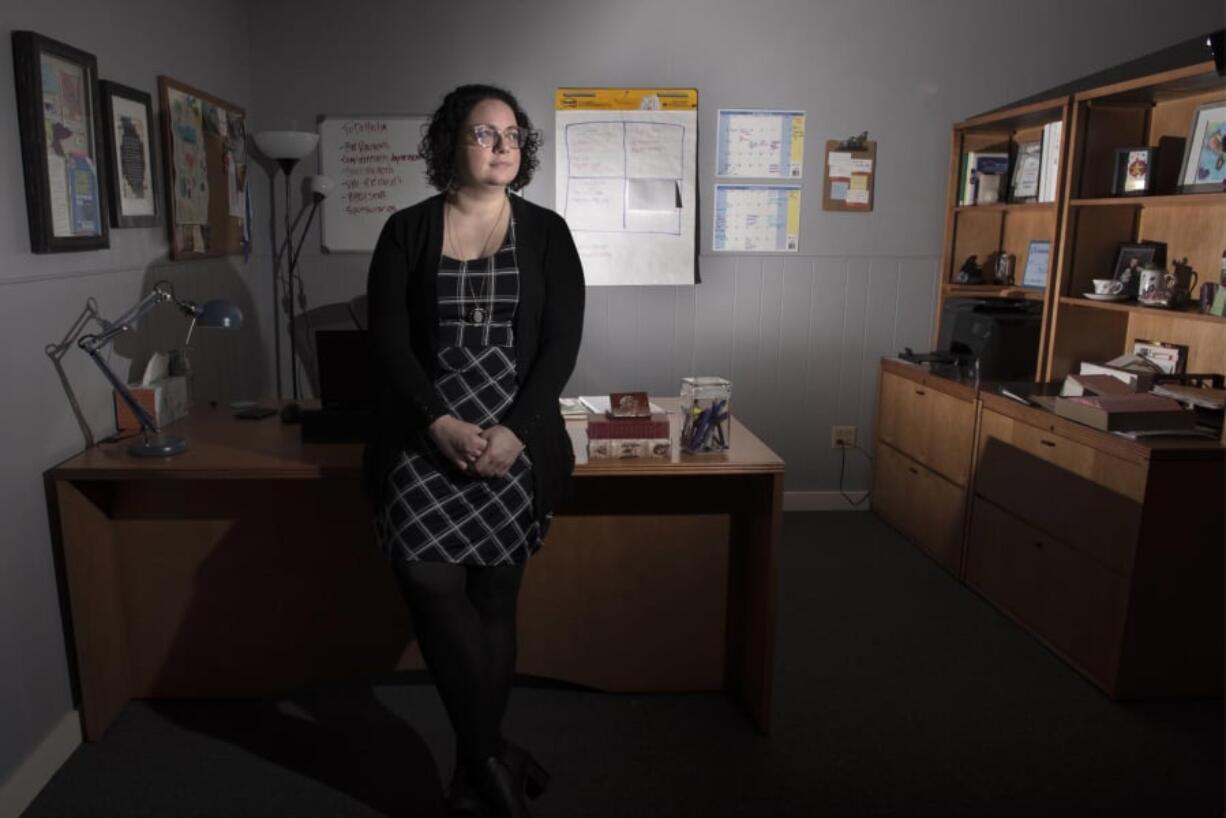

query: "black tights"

left=391, top=559, right=525, bottom=766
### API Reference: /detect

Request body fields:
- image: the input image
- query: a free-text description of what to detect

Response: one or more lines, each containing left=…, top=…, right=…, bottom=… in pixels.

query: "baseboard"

left=0, top=710, right=80, bottom=817
left=783, top=491, right=871, bottom=511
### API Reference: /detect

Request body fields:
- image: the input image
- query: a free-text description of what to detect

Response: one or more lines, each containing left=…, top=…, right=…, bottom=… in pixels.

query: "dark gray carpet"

left=25, top=512, right=1224, bottom=817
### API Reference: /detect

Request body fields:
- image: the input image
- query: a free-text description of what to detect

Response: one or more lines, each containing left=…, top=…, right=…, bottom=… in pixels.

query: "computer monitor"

left=315, top=329, right=375, bottom=411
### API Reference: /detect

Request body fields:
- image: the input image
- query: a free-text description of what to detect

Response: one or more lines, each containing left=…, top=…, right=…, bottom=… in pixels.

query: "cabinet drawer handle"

left=1039, top=439, right=1056, bottom=448
left=1033, top=541, right=1044, bottom=549
left=908, top=467, right=919, bottom=475
left=915, top=388, right=926, bottom=396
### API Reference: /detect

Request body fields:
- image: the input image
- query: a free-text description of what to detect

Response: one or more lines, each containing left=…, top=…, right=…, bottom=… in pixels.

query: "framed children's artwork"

left=100, top=81, right=159, bottom=228
left=11, top=30, right=110, bottom=252
left=1021, top=240, right=1051, bottom=288
left=1178, top=100, right=1226, bottom=193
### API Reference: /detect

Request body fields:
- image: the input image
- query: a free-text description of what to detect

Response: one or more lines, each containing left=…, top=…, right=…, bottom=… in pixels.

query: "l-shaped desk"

left=46, top=400, right=783, bottom=740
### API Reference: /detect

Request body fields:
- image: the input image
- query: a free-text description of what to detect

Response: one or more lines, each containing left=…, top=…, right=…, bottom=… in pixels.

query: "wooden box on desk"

left=114, top=375, right=189, bottom=433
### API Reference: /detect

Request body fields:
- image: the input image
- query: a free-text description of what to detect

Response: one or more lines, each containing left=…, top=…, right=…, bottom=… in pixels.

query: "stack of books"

left=1054, top=393, right=1194, bottom=432
left=957, top=120, right=1062, bottom=206
left=586, top=413, right=671, bottom=459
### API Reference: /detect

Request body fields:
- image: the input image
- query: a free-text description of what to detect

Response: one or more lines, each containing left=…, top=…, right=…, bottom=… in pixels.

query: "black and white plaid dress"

left=373, top=216, right=541, bottom=566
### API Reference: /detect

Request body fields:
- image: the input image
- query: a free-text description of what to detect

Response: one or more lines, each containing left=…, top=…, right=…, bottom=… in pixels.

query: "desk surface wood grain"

left=48, top=398, right=784, bottom=480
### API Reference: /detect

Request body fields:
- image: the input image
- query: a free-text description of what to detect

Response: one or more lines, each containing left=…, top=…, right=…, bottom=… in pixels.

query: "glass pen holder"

left=680, top=376, right=732, bottom=453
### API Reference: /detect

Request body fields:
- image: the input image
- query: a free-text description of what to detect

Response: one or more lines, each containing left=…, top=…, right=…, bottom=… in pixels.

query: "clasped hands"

left=428, top=415, right=522, bottom=478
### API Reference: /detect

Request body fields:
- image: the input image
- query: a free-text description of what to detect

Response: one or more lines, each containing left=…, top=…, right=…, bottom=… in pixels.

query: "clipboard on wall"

left=822, top=138, right=876, bottom=212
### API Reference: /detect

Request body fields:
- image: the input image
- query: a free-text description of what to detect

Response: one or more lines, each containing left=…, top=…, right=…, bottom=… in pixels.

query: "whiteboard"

left=318, top=115, right=432, bottom=252
left=555, top=89, right=697, bottom=286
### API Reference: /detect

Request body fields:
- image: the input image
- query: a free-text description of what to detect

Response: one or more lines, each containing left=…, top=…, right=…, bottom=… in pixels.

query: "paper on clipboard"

left=822, top=138, right=875, bottom=212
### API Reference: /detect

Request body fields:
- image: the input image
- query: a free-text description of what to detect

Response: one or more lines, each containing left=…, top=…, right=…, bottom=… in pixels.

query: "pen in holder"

left=680, top=376, right=732, bottom=453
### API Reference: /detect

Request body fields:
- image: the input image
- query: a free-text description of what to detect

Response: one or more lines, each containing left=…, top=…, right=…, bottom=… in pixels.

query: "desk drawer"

left=978, top=409, right=1147, bottom=503
left=878, top=370, right=975, bottom=486
left=873, top=442, right=965, bottom=575
left=967, top=498, right=1125, bottom=687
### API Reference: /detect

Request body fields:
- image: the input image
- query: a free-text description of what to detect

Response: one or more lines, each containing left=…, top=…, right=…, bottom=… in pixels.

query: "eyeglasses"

left=468, top=124, right=532, bottom=149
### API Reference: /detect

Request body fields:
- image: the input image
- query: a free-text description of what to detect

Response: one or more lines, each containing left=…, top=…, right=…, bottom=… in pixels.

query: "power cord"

left=837, top=442, right=873, bottom=507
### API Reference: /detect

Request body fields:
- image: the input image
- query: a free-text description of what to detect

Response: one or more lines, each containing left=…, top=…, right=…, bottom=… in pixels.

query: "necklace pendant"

left=468, top=306, right=488, bottom=324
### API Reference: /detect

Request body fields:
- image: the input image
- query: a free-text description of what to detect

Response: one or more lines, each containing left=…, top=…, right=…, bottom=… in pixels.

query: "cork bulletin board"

left=158, top=75, right=248, bottom=259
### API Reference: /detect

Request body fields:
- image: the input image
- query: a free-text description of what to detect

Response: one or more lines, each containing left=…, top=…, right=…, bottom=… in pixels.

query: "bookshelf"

left=877, top=37, right=1225, bottom=701
left=936, top=97, right=1072, bottom=381
left=1044, top=59, right=1226, bottom=442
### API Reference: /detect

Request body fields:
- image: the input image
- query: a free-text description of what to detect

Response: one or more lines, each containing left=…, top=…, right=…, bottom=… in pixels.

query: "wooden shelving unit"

left=1045, top=59, right=1226, bottom=444
left=936, top=96, right=1072, bottom=381
left=877, top=35, right=1226, bottom=703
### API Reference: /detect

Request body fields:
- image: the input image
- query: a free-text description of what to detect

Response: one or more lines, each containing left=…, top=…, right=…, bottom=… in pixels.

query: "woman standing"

left=363, top=85, right=584, bottom=817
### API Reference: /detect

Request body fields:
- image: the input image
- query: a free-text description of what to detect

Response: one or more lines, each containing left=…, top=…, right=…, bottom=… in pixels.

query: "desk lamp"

left=78, top=282, right=242, bottom=457
left=252, top=130, right=332, bottom=410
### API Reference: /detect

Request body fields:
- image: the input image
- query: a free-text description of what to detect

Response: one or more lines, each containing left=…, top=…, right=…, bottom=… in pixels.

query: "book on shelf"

left=1053, top=393, right=1195, bottom=432
left=1038, top=120, right=1062, bottom=203
left=587, top=438, right=671, bottom=459
left=959, top=152, right=1009, bottom=205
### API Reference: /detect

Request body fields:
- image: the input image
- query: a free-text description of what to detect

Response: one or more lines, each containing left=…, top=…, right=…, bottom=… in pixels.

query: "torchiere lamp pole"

left=252, top=130, right=321, bottom=406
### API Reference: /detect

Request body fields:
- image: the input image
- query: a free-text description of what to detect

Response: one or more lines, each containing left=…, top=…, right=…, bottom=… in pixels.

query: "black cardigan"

left=362, top=192, right=586, bottom=524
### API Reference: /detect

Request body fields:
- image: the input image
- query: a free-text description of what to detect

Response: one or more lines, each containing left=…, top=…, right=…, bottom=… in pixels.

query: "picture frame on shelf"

left=1112, top=241, right=1166, bottom=298
left=1112, top=147, right=1154, bottom=196
left=1021, top=240, right=1050, bottom=289
left=1009, top=139, right=1042, bottom=202
left=10, top=30, right=109, bottom=252
left=99, top=81, right=159, bottom=228
left=1178, top=100, right=1226, bottom=193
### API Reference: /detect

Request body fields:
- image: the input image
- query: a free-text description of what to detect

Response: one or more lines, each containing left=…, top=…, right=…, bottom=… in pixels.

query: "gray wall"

left=0, top=0, right=254, bottom=800
left=247, top=0, right=1224, bottom=494
left=3, top=0, right=1222, bottom=802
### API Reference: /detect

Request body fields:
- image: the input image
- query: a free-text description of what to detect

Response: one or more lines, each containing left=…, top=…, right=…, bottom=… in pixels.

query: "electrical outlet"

left=831, top=425, right=857, bottom=449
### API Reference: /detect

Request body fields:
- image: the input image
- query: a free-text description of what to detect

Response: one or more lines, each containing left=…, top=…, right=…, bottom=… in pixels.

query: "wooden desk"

left=45, top=402, right=783, bottom=740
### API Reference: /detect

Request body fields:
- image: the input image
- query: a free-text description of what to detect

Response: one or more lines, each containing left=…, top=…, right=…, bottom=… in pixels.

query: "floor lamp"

left=252, top=130, right=321, bottom=406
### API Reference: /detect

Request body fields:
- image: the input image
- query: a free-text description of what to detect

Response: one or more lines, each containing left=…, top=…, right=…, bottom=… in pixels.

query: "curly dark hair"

left=419, top=84, right=540, bottom=192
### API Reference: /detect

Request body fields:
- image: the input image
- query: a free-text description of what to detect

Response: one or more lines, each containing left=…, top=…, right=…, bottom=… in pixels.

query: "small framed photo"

left=1111, top=241, right=1165, bottom=297
left=99, top=81, right=159, bottom=228
left=1112, top=147, right=1153, bottom=196
left=1021, top=240, right=1051, bottom=289
left=1178, top=100, right=1226, bottom=193
left=1009, top=139, right=1042, bottom=202
left=10, top=30, right=110, bottom=252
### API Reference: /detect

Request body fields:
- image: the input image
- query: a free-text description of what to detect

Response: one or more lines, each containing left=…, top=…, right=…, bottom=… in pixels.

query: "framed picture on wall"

left=1178, top=100, right=1226, bottom=193
left=10, top=30, right=110, bottom=252
left=99, top=81, right=159, bottom=228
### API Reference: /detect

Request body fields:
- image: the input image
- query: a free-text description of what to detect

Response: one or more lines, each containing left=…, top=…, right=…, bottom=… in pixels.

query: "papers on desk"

left=559, top=398, right=587, bottom=418
left=577, top=395, right=666, bottom=415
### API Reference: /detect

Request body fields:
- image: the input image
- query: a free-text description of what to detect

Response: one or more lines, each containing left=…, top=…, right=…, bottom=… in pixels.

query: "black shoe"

left=500, top=741, right=551, bottom=800
left=472, top=756, right=530, bottom=818
left=447, top=763, right=491, bottom=817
